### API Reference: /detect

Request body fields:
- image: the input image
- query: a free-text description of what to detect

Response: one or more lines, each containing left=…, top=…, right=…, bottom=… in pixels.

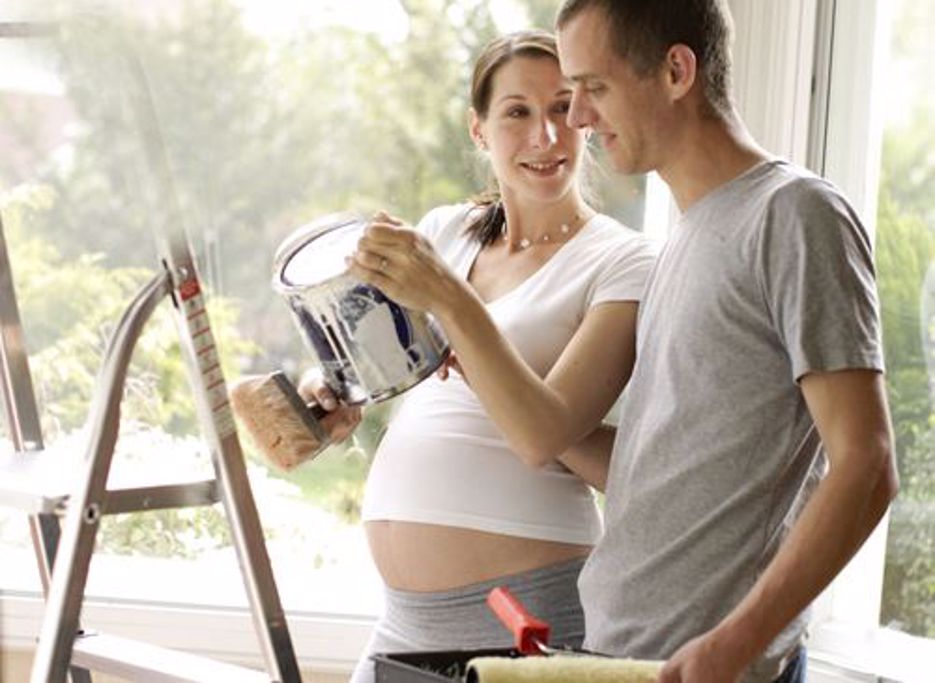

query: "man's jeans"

left=774, top=647, right=807, bottom=683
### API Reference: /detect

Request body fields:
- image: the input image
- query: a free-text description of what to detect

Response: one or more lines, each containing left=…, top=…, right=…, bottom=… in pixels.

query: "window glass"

left=876, top=0, right=934, bottom=640
left=1, top=0, right=653, bottom=615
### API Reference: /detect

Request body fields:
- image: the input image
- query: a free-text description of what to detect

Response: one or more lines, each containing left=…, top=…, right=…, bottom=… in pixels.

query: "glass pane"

left=0, top=0, right=652, bottom=615
left=0, top=403, right=41, bottom=593
left=877, top=0, right=935, bottom=639
left=0, top=15, right=56, bottom=596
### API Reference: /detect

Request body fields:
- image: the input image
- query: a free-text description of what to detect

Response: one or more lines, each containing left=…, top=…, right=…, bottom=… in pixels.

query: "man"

left=555, top=1, right=899, bottom=682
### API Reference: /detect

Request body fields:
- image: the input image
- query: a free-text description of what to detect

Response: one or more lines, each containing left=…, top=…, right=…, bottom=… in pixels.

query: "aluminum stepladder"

left=0, top=21, right=302, bottom=683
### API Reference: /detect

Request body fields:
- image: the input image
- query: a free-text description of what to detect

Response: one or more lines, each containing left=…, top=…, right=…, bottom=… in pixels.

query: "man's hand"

left=658, top=630, right=745, bottom=683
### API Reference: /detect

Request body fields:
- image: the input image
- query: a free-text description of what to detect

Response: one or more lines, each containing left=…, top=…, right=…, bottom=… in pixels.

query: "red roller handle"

left=486, top=586, right=551, bottom=655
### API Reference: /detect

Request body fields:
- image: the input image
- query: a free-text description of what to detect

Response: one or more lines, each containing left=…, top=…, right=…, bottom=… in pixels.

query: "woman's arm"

left=349, top=221, right=639, bottom=467
left=435, top=352, right=617, bottom=489
left=557, top=424, right=616, bottom=492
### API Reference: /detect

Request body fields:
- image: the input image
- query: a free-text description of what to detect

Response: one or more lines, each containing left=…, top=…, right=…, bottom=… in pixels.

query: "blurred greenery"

left=874, top=0, right=935, bottom=639
left=1, top=184, right=258, bottom=438
left=875, top=118, right=935, bottom=641
left=0, top=0, right=930, bottom=637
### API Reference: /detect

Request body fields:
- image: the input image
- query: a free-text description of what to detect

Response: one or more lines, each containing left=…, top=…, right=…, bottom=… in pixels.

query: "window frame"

left=0, top=590, right=371, bottom=674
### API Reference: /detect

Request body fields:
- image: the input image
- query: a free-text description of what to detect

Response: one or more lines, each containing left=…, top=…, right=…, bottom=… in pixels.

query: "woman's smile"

left=519, top=157, right=568, bottom=176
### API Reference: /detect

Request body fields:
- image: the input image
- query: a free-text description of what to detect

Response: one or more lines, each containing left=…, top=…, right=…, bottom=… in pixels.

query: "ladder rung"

left=103, top=480, right=220, bottom=514
left=0, top=451, right=220, bottom=515
left=72, top=632, right=272, bottom=683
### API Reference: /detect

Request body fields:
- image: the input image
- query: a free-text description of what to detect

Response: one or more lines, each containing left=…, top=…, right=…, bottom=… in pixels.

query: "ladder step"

left=72, top=632, right=272, bottom=683
left=103, top=480, right=220, bottom=514
left=0, top=451, right=220, bottom=515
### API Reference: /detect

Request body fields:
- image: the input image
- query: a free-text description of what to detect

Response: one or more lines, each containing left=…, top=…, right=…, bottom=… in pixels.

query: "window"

left=0, top=0, right=655, bottom=670
left=800, top=0, right=934, bottom=680
left=872, top=0, right=934, bottom=642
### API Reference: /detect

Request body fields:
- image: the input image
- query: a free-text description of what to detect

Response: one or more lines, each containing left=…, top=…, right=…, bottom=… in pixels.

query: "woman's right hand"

left=297, top=368, right=362, bottom=442
left=347, top=213, right=466, bottom=319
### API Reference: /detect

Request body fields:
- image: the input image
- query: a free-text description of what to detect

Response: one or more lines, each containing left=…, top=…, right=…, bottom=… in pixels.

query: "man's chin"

left=607, top=155, right=635, bottom=175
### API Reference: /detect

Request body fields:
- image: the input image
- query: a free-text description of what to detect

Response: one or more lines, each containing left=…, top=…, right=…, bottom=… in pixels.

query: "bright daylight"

left=0, top=0, right=932, bottom=682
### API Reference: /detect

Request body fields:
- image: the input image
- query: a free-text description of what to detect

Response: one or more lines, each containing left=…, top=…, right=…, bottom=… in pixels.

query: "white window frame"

left=0, top=591, right=371, bottom=675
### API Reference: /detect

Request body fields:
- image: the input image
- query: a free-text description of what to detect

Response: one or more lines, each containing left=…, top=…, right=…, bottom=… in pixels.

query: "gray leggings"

left=350, top=556, right=587, bottom=683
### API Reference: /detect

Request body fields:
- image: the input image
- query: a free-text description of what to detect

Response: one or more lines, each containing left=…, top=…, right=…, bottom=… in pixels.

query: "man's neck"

left=659, top=108, right=770, bottom=212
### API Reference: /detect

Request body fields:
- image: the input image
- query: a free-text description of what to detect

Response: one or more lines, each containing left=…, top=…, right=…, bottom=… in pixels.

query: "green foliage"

left=880, top=108, right=935, bottom=228
left=876, top=188, right=934, bottom=452
left=875, top=106, right=935, bottom=638
left=2, top=185, right=258, bottom=438
left=881, top=428, right=935, bottom=636
left=1, top=185, right=260, bottom=556
left=9, top=1, right=508, bottom=369
left=100, top=506, right=232, bottom=559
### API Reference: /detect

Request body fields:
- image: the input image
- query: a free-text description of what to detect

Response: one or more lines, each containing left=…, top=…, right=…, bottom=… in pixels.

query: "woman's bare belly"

left=365, top=520, right=591, bottom=593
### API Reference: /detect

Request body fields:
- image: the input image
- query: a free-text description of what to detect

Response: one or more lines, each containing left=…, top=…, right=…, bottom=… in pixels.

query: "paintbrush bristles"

left=230, top=374, right=326, bottom=470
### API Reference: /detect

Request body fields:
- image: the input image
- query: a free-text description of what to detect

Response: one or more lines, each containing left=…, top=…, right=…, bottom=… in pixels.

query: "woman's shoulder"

left=416, top=202, right=478, bottom=241
left=581, top=213, right=658, bottom=258
left=574, top=215, right=660, bottom=302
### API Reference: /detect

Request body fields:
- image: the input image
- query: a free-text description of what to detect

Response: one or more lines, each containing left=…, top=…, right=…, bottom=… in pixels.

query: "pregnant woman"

left=305, top=29, right=657, bottom=682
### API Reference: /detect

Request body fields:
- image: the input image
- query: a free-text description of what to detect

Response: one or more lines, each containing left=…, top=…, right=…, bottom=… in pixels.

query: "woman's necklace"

left=502, top=210, right=588, bottom=250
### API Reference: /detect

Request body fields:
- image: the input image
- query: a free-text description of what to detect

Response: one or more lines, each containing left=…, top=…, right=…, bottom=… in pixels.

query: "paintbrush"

left=229, top=370, right=331, bottom=471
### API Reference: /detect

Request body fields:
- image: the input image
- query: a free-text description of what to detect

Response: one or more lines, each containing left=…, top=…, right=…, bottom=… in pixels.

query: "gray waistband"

left=385, top=556, right=588, bottom=608
left=373, top=555, right=587, bottom=654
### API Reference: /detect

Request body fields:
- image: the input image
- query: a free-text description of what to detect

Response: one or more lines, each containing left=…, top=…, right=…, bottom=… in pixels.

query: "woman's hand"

left=347, top=211, right=464, bottom=318
left=436, top=351, right=466, bottom=382
left=297, top=367, right=362, bottom=443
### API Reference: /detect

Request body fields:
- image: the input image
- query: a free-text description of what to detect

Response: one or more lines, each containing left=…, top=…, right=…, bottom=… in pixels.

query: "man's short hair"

left=556, top=0, right=735, bottom=115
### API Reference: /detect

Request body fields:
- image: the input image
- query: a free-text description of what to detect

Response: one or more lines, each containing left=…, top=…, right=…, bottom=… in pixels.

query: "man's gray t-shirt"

left=579, top=160, right=883, bottom=681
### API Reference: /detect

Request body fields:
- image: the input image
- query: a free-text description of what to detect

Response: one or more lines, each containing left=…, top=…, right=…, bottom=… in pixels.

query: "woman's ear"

left=665, top=44, right=697, bottom=101
left=468, top=108, right=487, bottom=149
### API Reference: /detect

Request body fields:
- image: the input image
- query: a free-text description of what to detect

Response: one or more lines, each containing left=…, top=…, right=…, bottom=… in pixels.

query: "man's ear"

left=665, top=44, right=697, bottom=101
